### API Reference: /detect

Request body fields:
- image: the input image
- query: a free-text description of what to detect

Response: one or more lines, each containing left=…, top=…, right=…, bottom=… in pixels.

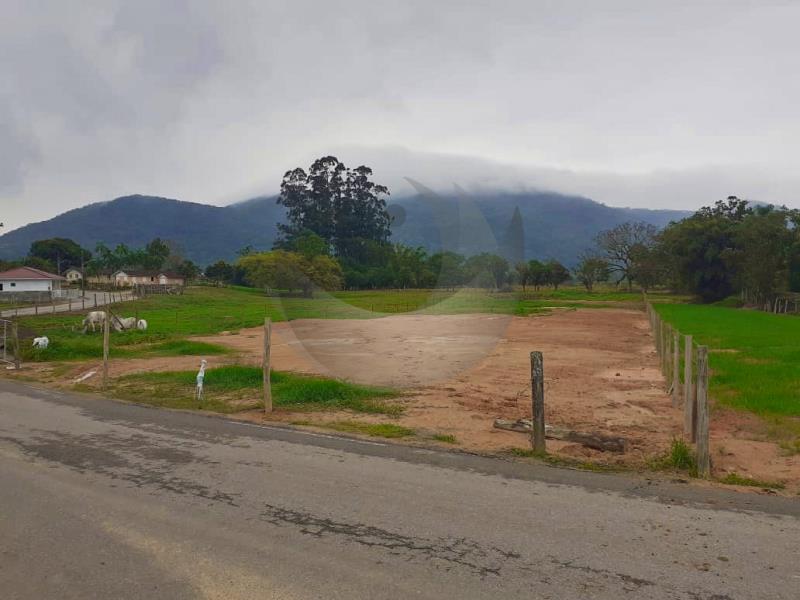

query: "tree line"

left=0, top=237, right=200, bottom=281
left=579, top=196, right=800, bottom=305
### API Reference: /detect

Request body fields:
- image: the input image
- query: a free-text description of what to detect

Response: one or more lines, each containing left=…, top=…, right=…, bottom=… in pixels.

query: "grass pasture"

left=112, top=365, right=401, bottom=415
left=654, top=303, right=800, bottom=417
left=13, top=284, right=664, bottom=363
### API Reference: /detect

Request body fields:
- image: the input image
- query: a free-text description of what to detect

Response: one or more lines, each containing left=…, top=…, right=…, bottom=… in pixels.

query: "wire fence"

left=645, top=301, right=711, bottom=477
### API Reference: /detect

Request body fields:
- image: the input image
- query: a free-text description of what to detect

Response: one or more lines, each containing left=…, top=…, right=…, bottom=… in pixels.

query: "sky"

left=2, top=0, right=800, bottom=231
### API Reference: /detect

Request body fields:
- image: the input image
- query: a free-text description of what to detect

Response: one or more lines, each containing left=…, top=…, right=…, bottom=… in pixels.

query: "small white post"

left=196, top=359, right=208, bottom=404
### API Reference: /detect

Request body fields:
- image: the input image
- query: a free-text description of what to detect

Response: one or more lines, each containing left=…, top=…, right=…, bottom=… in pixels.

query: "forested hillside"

left=0, top=192, right=688, bottom=266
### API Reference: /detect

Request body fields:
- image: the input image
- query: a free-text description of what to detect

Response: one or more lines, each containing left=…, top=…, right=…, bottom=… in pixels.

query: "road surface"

left=0, top=380, right=798, bottom=599
left=0, top=290, right=135, bottom=318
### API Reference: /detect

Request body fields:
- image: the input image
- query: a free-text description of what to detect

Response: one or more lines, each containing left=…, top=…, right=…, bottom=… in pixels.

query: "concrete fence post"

left=530, top=351, right=546, bottom=453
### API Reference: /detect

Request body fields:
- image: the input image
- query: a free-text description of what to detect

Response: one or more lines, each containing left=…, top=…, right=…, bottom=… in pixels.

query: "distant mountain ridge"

left=0, top=192, right=690, bottom=266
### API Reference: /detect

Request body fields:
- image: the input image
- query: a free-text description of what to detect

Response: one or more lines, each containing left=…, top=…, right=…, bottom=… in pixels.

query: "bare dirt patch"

left=194, top=314, right=513, bottom=388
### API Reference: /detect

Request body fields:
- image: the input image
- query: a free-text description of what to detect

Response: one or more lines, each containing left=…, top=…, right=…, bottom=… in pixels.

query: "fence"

left=645, top=302, right=711, bottom=477
left=0, top=319, right=20, bottom=369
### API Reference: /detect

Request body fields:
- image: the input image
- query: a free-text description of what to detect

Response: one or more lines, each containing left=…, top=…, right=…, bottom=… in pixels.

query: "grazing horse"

left=136, top=319, right=148, bottom=331
left=113, top=316, right=138, bottom=332
left=82, top=311, right=107, bottom=333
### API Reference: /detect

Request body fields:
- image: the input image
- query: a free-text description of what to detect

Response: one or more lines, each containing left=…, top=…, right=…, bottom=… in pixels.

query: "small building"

left=111, top=270, right=185, bottom=287
left=0, top=266, right=65, bottom=295
left=64, top=267, right=83, bottom=283
left=85, top=271, right=114, bottom=286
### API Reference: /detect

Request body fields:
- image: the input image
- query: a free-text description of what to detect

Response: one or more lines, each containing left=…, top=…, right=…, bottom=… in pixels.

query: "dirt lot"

left=191, top=310, right=678, bottom=457
left=15, top=308, right=799, bottom=492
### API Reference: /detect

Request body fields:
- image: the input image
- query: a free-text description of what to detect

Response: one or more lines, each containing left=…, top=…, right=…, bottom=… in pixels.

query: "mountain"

left=0, top=192, right=690, bottom=266
left=390, top=191, right=689, bottom=264
left=0, top=195, right=285, bottom=266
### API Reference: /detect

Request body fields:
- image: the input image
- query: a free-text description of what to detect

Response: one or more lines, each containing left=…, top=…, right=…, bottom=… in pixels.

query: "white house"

left=111, top=270, right=185, bottom=287
left=0, top=266, right=65, bottom=293
left=64, top=267, right=83, bottom=283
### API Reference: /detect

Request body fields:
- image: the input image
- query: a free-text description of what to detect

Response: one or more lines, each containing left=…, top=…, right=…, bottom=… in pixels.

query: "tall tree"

left=514, top=261, right=531, bottom=291
left=596, top=222, right=658, bottom=290
left=428, top=252, right=466, bottom=290
left=545, top=259, right=571, bottom=290
left=237, top=250, right=343, bottom=298
left=527, top=259, right=549, bottom=290
left=573, top=255, right=609, bottom=292
left=29, top=238, right=91, bottom=273
left=205, top=260, right=235, bottom=284
left=659, top=197, right=751, bottom=302
left=276, top=156, right=390, bottom=260
left=466, top=253, right=509, bottom=289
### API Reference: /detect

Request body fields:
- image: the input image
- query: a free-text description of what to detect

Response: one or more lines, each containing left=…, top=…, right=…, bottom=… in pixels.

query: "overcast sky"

left=2, top=0, right=800, bottom=231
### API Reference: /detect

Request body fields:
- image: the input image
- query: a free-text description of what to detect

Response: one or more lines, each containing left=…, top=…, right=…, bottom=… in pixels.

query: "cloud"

left=2, top=1, right=800, bottom=231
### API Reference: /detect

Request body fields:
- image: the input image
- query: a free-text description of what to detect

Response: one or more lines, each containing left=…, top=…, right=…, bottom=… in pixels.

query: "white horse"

left=113, top=316, right=138, bottom=332
left=32, top=336, right=49, bottom=349
left=136, top=319, right=148, bottom=331
left=82, top=311, right=107, bottom=333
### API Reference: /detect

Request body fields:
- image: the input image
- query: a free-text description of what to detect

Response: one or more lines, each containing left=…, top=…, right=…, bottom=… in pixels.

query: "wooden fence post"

left=696, top=345, right=710, bottom=477
left=263, top=317, right=272, bottom=414
left=683, top=335, right=695, bottom=440
left=530, top=351, right=546, bottom=452
left=102, top=310, right=110, bottom=391
left=12, top=321, right=20, bottom=370
left=672, top=331, right=680, bottom=407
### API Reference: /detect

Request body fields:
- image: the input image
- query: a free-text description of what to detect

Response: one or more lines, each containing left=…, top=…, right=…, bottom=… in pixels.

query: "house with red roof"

left=0, top=266, right=65, bottom=294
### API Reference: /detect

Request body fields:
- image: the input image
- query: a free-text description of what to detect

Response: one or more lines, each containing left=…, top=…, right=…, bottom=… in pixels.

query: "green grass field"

left=654, top=303, right=800, bottom=417
left=14, top=284, right=661, bottom=362
left=112, top=365, right=401, bottom=415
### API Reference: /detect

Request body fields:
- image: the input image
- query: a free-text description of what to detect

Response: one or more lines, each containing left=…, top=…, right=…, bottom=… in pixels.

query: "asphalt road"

left=0, top=381, right=798, bottom=599
left=0, top=290, right=134, bottom=318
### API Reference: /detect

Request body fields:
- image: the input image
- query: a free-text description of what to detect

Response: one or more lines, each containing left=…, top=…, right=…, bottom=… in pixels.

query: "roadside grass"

left=292, top=420, right=416, bottom=439
left=718, top=473, right=785, bottom=490
left=111, top=365, right=402, bottom=415
left=654, top=303, right=800, bottom=418
left=432, top=433, right=458, bottom=444
left=649, top=439, right=698, bottom=477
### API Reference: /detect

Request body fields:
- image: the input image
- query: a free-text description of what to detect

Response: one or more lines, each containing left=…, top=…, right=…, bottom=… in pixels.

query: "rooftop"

left=0, top=266, right=66, bottom=281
